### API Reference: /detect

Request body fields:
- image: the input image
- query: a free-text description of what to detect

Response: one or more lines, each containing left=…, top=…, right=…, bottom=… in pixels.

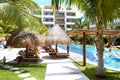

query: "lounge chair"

left=43, top=46, right=55, bottom=52
left=43, top=45, right=69, bottom=59
left=17, top=50, right=40, bottom=63
left=48, top=49, right=69, bottom=59
left=56, top=53, right=69, bottom=58
left=42, top=46, right=57, bottom=58
left=49, top=52, right=69, bottom=59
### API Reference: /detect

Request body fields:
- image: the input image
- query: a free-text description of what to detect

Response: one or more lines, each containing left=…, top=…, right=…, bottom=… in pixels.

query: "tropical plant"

left=115, top=26, right=120, bottom=30
left=0, top=21, right=17, bottom=40
left=0, top=21, right=17, bottom=34
left=71, top=35, right=82, bottom=43
left=72, top=17, right=90, bottom=30
left=51, top=0, right=120, bottom=77
left=72, top=17, right=84, bottom=30
left=0, top=0, right=48, bottom=35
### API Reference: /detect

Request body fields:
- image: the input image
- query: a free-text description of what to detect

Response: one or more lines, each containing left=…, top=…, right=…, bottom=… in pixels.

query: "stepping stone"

left=18, top=73, right=31, bottom=78
left=24, top=77, right=37, bottom=80
left=3, top=65, right=9, bottom=67
left=9, top=67, right=19, bottom=71
left=14, top=70, right=25, bottom=74
left=3, top=65, right=13, bottom=69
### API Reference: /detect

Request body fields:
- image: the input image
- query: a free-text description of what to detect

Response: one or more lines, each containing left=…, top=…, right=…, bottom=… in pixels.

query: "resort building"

left=35, top=6, right=77, bottom=31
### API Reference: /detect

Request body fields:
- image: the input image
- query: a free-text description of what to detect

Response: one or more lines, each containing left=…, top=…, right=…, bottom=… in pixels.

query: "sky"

left=33, top=0, right=51, bottom=6
left=33, top=0, right=83, bottom=18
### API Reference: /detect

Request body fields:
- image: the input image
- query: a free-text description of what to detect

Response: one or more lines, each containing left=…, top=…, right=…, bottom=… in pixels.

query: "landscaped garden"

left=0, top=0, right=120, bottom=80
left=0, top=63, right=47, bottom=80
left=74, top=61, right=120, bottom=80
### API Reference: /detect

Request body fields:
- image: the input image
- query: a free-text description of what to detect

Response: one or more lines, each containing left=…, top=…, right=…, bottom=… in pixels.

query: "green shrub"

left=86, top=35, right=96, bottom=45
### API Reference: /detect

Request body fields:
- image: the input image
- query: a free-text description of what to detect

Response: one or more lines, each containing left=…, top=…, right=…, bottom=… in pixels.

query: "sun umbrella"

left=7, top=30, right=40, bottom=48
left=48, top=24, right=71, bottom=44
left=6, top=30, right=42, bottom=57
left=47, top=24, right=71, bottom=55
left=0, top=37, right=5, bottom=43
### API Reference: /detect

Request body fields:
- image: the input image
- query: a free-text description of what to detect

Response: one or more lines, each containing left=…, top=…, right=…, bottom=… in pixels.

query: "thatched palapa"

left=48, top=24, right=71, bottom=45
left=47, top=24, right=71, bottom=55
left=7, top=30, right=40, bottom=48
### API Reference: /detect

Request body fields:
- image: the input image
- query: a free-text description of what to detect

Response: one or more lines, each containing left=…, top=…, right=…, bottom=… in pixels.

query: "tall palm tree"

left=52, top=0, right=120, bottom=77
left=0, top=0, right=47, bottom=35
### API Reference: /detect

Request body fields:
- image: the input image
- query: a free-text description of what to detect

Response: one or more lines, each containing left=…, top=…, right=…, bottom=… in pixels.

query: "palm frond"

left=19, top=0, right=41, bottom=15
left=0, top=0, right=47, bottom=34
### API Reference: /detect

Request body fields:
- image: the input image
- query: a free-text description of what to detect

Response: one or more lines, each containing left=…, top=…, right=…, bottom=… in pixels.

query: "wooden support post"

left=67, top=45, right=69, bottom=55
left=108, top=35, right=112, bottom=48
left=83, top=32, right=86, bottom=66
left=55, top=44, right=58, bottom=53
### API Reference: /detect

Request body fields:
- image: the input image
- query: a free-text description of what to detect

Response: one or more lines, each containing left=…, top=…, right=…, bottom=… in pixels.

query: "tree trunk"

left=96, top=21, right=105, bottom=77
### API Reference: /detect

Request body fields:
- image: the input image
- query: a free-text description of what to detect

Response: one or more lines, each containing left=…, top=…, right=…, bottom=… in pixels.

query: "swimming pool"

left=58, top=44, right=120, bottom=71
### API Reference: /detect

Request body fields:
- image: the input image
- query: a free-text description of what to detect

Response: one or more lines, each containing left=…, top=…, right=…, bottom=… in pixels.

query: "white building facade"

left=35, top=6, right=77, bottom=31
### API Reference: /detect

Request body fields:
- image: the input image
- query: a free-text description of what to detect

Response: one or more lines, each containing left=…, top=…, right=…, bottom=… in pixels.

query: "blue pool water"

left=58, top=44, right=120, bottom=70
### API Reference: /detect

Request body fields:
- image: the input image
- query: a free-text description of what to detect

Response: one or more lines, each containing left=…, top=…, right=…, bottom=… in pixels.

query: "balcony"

left=55, top=16, right=65, bottom=18
left=55, top=22, right=65, bottom=24
left=43, top=12, right=53, bottom=16
left=45, top=24, right=53, bottom=29
left=66, top=25, right=73, bottom=30
left=66, top=12, right=76, bottom=16
left=55, top=12, right=65, bottom=16
left=66, top=19, right=75, bottom=23
left=43, top=18, right=53, bottom=22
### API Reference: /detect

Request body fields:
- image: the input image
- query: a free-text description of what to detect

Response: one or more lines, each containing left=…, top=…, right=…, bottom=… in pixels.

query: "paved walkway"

left=45, top=62, right=89, bottom=80
left=40, top=48, right=89, bottom=80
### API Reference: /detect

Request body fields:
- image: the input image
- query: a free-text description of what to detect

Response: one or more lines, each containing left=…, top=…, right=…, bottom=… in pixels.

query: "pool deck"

left=40, top=48, right=89, bottom=80
left=0, top=48, right=89, bottom=80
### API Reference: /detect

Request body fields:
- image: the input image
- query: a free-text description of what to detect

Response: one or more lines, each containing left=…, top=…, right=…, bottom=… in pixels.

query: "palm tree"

left=73, top=17, right=90, bottom=30
left=0, top=22, right=17, bottom=39
left=72, top=17, right=84, bottom=30
left=52, top=0, right=120, bottom=77
left=0, top=0, right=47, bottom=35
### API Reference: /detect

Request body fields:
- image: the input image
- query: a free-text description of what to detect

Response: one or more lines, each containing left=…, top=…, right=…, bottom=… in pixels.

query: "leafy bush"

left=71, top=34, right=120, bottom=46
left=71, top=35, right=82, bottom=44
left=86, top=35, right=96, bottom=45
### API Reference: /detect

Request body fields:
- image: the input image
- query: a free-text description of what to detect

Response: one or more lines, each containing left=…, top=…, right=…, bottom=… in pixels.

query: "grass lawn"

left=74, top=61, right=120, bottom=80
left=0, top=63, right=47, bottom=80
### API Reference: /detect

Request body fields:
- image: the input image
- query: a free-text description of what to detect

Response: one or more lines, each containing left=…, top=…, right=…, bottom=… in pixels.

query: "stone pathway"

left=0, top=64, right=37, bottom=80
left=40, top=48, right=90, bottom=80
left=45, top=62, right=89, bottom=80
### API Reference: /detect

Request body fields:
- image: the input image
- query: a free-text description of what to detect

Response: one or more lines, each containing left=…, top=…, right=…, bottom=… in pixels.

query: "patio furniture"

left=43, top=46, right=53, bottom=52
left=43, top=45, right=69, bottom=59
left=56, top=53, right=69, bottom=58
left=43, top=46, right=57, bottom=58
left=49, top=52, right=69, bottom=59
left=17, top=50, right=40, bottom=63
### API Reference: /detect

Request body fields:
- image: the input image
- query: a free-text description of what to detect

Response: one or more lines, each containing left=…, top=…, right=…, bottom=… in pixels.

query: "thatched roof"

left=47, top=24, right=71, bottom=45
left=7, top=30, right=40, bottom=48
left=0, top=37, right=5, bottom=43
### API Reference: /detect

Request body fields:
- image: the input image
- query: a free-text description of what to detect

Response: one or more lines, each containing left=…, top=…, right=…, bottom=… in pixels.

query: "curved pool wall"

left=58, top=44, right=120, bottom=71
